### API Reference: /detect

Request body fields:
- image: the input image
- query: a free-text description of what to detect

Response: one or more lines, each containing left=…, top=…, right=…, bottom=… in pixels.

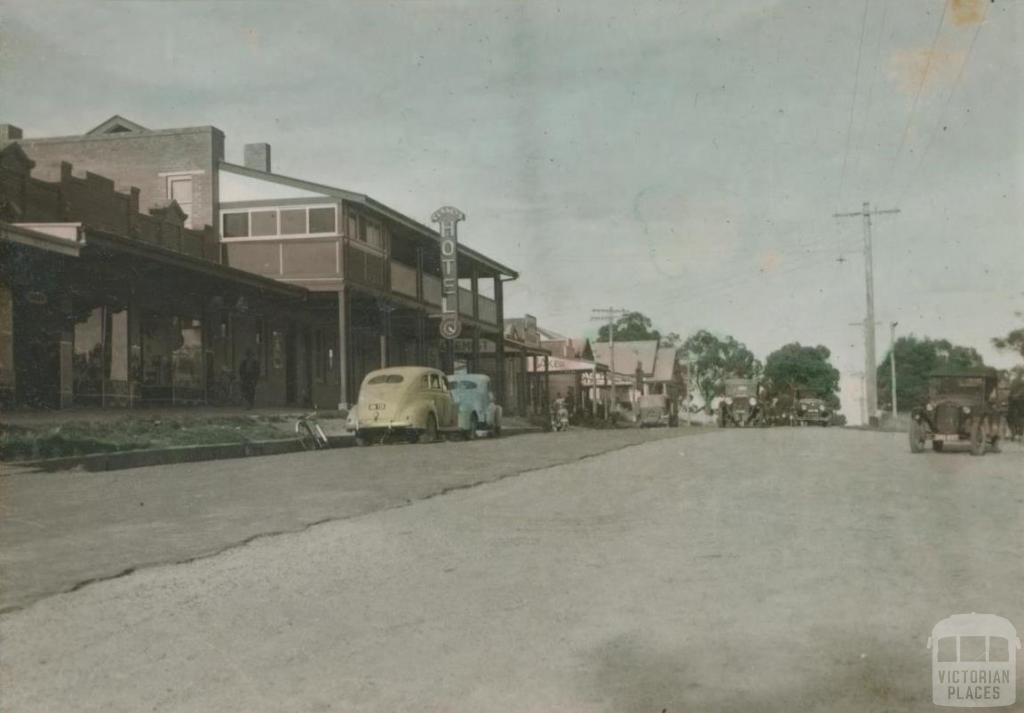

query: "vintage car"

left=717, top=378, right=763, bottom=427
left=637, top=393, right=678, bottom=427
left=795, top=397, right=831, bottom=427
left=909, top=371, right=1005, bottom=455
left=347, top=366, right=459, bottom=445
left=766, top=394, right=796, bottom=426
left=447, top=373, right=502, bottom=438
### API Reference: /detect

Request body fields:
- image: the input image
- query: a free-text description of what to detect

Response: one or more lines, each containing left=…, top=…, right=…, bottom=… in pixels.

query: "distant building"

left=591, top=340, right=685, bottom=408
left=501, top=315, right=551, bottom=416
left=523, top=325, right=609, bottom=414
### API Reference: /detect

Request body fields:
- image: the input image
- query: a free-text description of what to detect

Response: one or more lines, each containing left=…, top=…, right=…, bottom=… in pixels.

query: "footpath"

left=1, top=407, right=543, bottom=474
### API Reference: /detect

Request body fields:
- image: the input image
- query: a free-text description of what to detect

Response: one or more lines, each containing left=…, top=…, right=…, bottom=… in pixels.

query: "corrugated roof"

left=652, top=346, right=678, bottom=382
left=592, top=340, right=659, bottom=376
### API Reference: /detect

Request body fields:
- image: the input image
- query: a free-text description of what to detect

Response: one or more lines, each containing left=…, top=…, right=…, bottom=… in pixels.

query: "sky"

left=1, top=0, right=1021, bottom=422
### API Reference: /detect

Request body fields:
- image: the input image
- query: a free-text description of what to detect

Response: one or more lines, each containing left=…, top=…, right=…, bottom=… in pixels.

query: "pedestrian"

left=239, top=348, right=261, bottom=409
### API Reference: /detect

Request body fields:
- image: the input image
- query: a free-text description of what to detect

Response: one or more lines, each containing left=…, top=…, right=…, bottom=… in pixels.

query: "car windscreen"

left=367, top=374, right=404, bottom=385
left=929, top=376, right=984, bottom=398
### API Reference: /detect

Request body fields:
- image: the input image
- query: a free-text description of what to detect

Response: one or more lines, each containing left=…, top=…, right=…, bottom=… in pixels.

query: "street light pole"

left=890, top=321, right=898, bottom=420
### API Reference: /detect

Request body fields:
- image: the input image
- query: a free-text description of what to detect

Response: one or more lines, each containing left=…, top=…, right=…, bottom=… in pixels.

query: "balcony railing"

left=478, top=296, right=497, bottom=324
left=395, top=271, right=497, bottom=325
left=423, top=274, right=442, bottom=306
left=390, top=260, right=418, bottom=298
left=458, top=287, right=474, bottom=317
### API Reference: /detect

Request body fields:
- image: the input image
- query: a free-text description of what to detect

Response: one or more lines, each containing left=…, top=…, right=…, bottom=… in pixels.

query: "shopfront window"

left=174, top=319, right=204, bottom=391
left=109, top=309, right=128, bottom=382
left=142, top=313, right=204, bottom=400
left=73, top=306, right=129, bottom=404
left=73, top=308, right=104, bottom=402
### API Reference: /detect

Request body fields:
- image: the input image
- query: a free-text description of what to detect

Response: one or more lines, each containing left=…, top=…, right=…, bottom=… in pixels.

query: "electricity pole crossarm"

left=834, top=201, right=900, bottom=425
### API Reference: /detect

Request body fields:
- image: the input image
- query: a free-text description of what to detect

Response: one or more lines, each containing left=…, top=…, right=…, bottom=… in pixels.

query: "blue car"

left=447, top=373, right=503, bottom=439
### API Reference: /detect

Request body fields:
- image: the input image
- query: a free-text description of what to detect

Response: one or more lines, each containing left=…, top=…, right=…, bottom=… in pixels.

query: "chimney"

left=243, top=143, right=271, bottom=172
left=0, top=124, right=23, bottom=142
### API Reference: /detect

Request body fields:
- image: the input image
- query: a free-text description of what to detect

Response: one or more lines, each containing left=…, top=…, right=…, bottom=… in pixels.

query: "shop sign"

left=431, top=205, right=465, bottom=340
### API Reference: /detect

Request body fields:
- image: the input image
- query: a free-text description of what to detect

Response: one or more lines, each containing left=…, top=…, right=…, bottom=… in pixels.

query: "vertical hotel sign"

left=431, top=206, right=465, bottom=339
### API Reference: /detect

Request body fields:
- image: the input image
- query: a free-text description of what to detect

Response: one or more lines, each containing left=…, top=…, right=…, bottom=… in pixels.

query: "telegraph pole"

left=592, top=307, right=628, bottom=416
left=834, top=202, right=900, bottom=426
left=890, top=321, right=898, bottom=419
left=851, top=371, right=866, bottom=426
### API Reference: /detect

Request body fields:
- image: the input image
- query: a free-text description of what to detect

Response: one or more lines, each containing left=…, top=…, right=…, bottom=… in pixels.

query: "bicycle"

left=295, top=413, right=329, bottom=450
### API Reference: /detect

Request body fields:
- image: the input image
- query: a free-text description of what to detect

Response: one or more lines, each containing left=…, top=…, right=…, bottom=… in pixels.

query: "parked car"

left=909, top=371, right=1005, bottom=455
left=447, top=373, right=502, bottom=438
left=347, top=366, right=459, bottom=445
left=638, top=393, right=678, bottom=427
left=795, top=397, right=831, bottom=427
left=718, top=378, right=763, bottom=427
left=766, top=395, right=796, bottom=426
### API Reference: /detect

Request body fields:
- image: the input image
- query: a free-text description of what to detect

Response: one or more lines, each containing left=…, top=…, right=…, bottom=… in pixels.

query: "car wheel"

left=354, top=431, right=370, bottom=447
left=990, top=436, right=1001, bottom=453
left=969, top=417, right=986, bottom=456
left=909, top=420, right=926, bottom=453
left=931, top=441, right=944, bottom=452
left=419, top=413, right=438, bottom=444
left=492, top=421, right=502, bottom=438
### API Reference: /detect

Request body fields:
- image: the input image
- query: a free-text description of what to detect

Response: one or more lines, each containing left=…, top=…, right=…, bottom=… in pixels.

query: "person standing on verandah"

left=239, top=348, right=261, bottom=409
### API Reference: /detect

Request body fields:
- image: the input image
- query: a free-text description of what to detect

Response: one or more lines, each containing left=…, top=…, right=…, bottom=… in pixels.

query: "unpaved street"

left=0, top=428, right=685, bottom=612
left=2, top=429, right=1022, bottom=712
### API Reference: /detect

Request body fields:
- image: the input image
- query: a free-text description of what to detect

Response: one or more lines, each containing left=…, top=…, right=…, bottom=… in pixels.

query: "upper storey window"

left=345, top=209, right=385, bottom=251
left=166, top=175, right=194, bottom=228
left=220, top=205, right=337, bottom=240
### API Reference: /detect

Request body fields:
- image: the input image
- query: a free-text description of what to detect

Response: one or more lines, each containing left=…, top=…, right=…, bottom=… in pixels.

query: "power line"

left=896, top=15, right=985, bottom=205
left=835, top=0, right=873, bottom=208
left=849, top=0, right=892, bottom=195
left=884, top=0, right=949, bottom=194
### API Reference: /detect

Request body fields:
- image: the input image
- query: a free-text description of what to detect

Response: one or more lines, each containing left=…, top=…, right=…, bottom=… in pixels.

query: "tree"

left=680, top=330, right=761, bottom=410
left=660, top=332, right=682, bottom=349
left=994, top=313, right=1024, bottom=437
left=876, top=336, right=986, bottom=412
left=595, top=311, right=661, bottom=343
left=764, top=343, right=841, bottom=409
left=992, top=311, right=1024, bottom=360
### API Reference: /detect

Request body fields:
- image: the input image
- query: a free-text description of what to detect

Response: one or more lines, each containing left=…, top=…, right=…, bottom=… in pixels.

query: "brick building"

left=1, top=117, right=518, bottom=410
left=0, top=143, right=316, bottom=408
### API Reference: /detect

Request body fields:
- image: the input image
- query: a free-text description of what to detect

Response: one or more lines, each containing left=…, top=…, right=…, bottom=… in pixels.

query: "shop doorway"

left=12, top=295, right=62, bottom=409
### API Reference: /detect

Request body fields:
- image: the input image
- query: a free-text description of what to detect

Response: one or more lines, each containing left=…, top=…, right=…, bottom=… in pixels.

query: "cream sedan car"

left=347, top=366, right=460, bottom=445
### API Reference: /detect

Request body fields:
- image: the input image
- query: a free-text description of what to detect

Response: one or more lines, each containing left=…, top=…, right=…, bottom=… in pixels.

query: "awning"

left=1, top=222, right=83, bottom=257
